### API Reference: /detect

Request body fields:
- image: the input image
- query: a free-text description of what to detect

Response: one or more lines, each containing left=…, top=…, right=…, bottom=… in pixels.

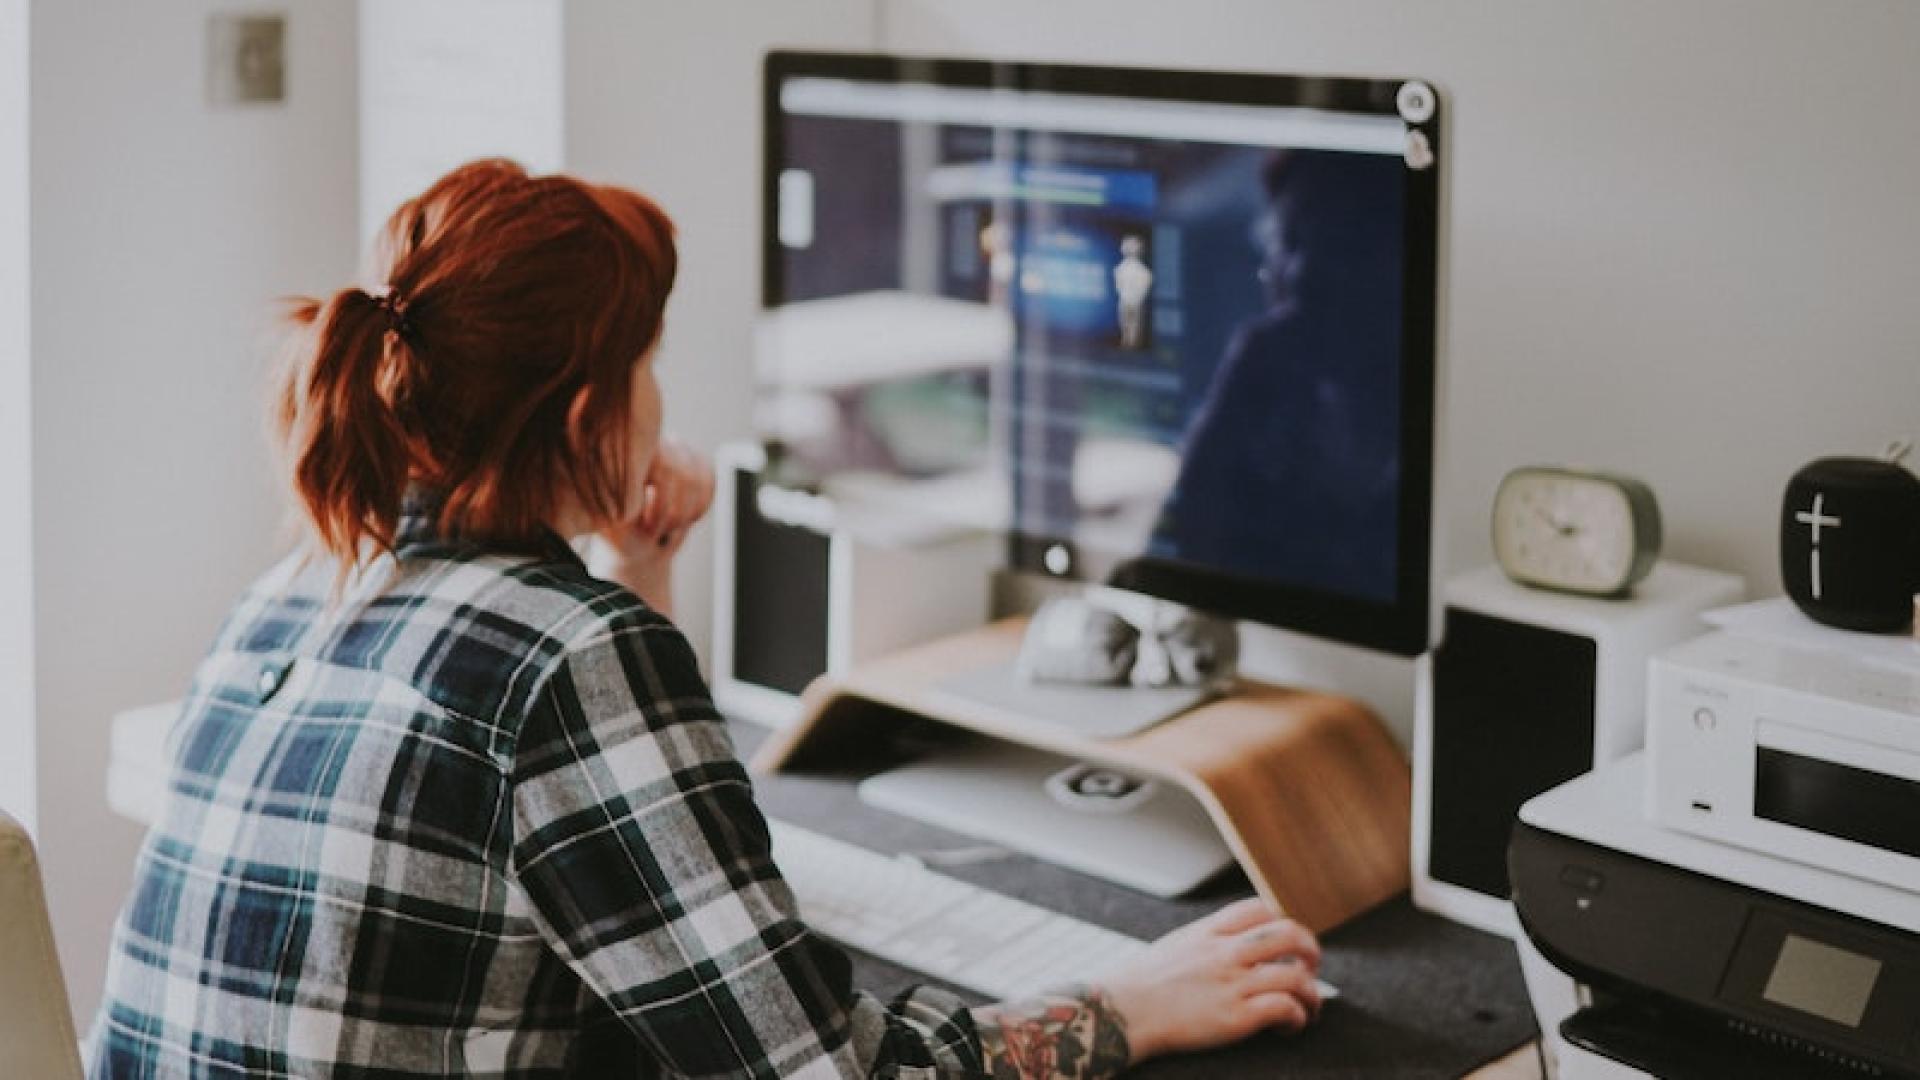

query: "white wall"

left=0, top=0, right=31, bottom=835
left=563, top=0, right=880, bottom=661
left=359, top=0, right=563, bottom=253
left=30, top=0, right=359, bottom=1020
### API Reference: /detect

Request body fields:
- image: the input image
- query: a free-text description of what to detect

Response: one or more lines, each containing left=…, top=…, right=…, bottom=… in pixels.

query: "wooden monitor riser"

left=751, top=617, right=1412, bottom=933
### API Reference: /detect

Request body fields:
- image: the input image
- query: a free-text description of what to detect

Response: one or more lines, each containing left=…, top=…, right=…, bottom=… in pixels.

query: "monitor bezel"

left=762, top=49, right=1443, bottom=657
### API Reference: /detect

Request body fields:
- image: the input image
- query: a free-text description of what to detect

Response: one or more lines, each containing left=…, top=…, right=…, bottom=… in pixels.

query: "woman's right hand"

left=1101, top=897, right=1323, bottom=1064
left=596, top=435, right=716, bottom=618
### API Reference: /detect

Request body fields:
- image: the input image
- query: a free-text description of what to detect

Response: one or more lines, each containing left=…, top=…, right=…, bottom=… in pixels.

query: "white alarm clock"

left=1492, top=466, right=1662, bottom=596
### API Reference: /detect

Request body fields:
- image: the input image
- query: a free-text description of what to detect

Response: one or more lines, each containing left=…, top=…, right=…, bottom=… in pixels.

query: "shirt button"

left=255, top=653, right=295, bottom=703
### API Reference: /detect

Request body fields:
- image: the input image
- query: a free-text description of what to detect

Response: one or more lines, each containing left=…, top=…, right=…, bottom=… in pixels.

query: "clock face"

left=1493, top=468, right=1659, bottom=595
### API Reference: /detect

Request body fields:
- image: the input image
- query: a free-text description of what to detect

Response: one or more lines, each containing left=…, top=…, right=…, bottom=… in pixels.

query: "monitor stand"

left=929, top=591, right=1238, bottom=739
left=857, top=736, right=1237, bottom=898
left=750, top=615, right=1414, bottom=932
left=868, top=606, right=1240, bottom=895
left=875, top=607, right=1244, bottom=891
left=933, top=661, right=1214, bottom=740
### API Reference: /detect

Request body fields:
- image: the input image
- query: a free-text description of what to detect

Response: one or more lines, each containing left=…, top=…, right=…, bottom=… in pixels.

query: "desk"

left=106, top=703, right=1541, bottom=1078
left=732, top=719, right=1541, bottom=1080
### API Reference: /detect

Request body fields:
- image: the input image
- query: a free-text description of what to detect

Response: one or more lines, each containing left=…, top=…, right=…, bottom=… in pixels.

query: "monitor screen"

left=759, top=53, right=1442, bottom=656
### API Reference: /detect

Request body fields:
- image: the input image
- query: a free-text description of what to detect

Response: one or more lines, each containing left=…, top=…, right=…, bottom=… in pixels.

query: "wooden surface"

left=1471, top=1044, right=1544, bottom=1079
left=753, top=617, right=1414, bottom=933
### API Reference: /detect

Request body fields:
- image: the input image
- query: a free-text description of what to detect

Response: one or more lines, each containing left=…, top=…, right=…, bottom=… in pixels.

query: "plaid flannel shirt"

left=88, top=503, right=985, bottom=1078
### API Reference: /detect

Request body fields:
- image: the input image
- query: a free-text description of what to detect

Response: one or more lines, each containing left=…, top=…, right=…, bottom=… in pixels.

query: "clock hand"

left=1532, top=504, right=1578, bottom=537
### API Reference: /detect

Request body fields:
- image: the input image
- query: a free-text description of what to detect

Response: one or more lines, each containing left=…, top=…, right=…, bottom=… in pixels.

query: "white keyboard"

left=768, top=819, right=1335, bottom=1003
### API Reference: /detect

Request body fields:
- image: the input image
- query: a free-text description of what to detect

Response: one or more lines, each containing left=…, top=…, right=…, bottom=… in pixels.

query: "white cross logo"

left=1794, top=492, right=1843, bottom=599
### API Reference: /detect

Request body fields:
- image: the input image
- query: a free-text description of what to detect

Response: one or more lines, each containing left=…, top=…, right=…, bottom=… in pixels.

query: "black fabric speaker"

left=731, top=466, right=831, bottom=695
left=1429, top=607, right=1597, bottom=900
left=1780, top=456, right=1920, bottom=633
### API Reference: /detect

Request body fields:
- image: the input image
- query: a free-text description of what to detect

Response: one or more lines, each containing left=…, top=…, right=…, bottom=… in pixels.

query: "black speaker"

left=1780, top=455, right=1920, bottom=633
left=1413, top=564, right=1743, bottom=935
left=1428, top=607, right=1596, bottom=904
left=728, top=462, right=832, bottom=698
left=711, top=442, right=995, bottom=726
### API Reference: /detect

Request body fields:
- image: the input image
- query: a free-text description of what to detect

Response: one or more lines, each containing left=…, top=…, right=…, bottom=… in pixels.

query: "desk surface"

left=734, top=719, right=1539, bottom=1080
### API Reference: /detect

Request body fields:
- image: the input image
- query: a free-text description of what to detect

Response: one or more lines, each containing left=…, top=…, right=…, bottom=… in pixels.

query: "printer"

left=1513, top=753, right=1920, bottom=1079
left=1511, top=604, right=1920, bottom=1077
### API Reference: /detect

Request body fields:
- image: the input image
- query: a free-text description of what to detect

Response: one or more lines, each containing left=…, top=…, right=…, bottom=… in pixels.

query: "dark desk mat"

left=733, top=719, right=1538, bottom=1079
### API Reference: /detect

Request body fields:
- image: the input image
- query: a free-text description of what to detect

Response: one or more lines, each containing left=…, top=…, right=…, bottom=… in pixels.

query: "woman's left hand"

left=598, top=436, right=715, bottom=616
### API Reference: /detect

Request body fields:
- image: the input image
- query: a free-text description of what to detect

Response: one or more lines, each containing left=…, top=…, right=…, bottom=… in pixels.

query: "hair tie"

left=374, top=289, right=415, bottom=341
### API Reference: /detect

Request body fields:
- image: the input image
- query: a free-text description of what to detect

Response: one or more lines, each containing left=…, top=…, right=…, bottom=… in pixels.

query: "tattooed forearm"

left=974, top=983, right=1132, bottom=1080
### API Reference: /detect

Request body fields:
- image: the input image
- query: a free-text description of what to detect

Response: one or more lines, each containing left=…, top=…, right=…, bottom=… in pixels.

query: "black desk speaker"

left=711, top=442, right=995, bottom=727
left=1413, top=564, right=1744, bottom=936
left=1781, top=455, right=1920, bottom=633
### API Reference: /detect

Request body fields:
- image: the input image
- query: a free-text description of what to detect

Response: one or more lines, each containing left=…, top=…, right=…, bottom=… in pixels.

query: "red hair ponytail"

left=280, top=288, right=416, bottom=558
left=274, top=159, right=677, bottom=565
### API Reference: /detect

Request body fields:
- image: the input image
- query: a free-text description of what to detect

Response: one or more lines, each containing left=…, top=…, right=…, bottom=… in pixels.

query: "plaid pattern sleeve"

left=511, top=608, right=988, bottom=1079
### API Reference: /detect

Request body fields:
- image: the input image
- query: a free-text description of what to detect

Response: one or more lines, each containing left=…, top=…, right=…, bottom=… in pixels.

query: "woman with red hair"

left=87, top=160, right=1322, bottom=1079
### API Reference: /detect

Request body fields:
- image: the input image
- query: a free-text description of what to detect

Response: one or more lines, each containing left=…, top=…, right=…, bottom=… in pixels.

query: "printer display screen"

left=1761, top=933, right=1884, bottom=1029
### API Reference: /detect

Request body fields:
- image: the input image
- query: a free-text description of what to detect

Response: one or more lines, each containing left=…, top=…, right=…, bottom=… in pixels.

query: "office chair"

left=0, top=811, right=85, bottom=1080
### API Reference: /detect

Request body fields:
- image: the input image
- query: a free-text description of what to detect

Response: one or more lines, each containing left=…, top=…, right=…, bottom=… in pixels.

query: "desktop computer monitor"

left=757, top=51, right=1445, bottom=659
